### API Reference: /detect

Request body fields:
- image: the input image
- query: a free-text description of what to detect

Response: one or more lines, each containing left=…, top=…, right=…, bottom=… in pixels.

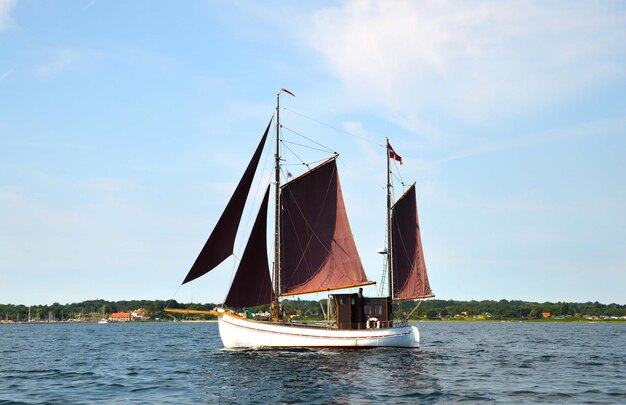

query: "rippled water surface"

left=1, top=322, right=624, bottom=403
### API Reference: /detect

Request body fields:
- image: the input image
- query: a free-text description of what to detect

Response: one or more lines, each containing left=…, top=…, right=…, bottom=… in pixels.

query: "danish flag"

left=387, top=143, right=403, bottom=164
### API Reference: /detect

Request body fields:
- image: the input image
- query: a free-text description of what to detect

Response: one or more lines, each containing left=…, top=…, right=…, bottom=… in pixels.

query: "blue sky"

left=1, top=1, right=625, bottom=306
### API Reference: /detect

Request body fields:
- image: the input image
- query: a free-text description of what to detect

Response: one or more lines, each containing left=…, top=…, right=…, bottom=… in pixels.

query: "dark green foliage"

left=0, top=299, right=215, bottom=321
left=1, top=298, right=624, bottom=322
left=407, top=299, right=626, bottom=320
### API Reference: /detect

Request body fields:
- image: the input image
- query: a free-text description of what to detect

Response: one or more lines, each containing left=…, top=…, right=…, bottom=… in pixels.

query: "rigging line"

left=280, top=194, right=313, bottom=289
left=379, top=262, right=387, bottom=296
left=380, top=201, right=390, bottom=296
left=281, top=140, right=311, bottom=169
left=283, top=158, right=332, bottom=167
left=392, top=159, right=406, bottom=187
left=280, top=132, right=293, bottom=179
left=282, top=139, right=336, bottom=154
left=164, top=285, right=183, bottom=310
left=280, top=165, right=295, bottom=181
left=282, top=107, right=383, bottom=147
left=281, top=125, right=336, bottom=154
left=222, top=253, right=243, bottom=304
left=280, top=163, right=337, bottom=290
left=392, top=172, right=405, bottom=191
left=389, top=177, right=396, bottom=208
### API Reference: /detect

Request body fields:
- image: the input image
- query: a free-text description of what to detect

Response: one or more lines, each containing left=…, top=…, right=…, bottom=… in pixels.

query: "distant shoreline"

left=416, top=318, right=626, bottom=323
left=0, top=320, right=218, bottom=325
left=2, top=298, right=624, bottom=324
left=1, top=318, right=624, bottom=325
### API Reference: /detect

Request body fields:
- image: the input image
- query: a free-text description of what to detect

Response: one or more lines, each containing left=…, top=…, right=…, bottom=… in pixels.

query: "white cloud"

left=309, top=0, right=626, bottom=132
left=0, top=0, right=15, bottom=31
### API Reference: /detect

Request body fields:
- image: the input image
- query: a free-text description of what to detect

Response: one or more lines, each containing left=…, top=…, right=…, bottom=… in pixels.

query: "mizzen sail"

left=182, top=119, right=272, bottom=284
left=224, top=186, right=273, bottom=308
left=391, top=184, right=434, bottom=300
left=280, top=158, right=374, bottom=296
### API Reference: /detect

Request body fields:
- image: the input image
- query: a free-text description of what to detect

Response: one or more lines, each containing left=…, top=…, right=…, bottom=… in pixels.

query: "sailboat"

left=98, top=305, right=108, bottom=324
left=166, top=89, right=434, bottom=348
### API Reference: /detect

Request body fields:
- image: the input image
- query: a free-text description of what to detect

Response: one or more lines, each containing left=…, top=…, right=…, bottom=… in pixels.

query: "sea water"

left=1, top=321, right=624, bottom=404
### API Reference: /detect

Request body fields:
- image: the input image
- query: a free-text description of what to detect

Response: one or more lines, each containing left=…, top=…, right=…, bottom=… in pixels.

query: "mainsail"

left=224, top=186, right=273, bottom=308
left=280, top=157, right=374, bottom=296
left=182, top=119, right=272, bottom=284
left=391, top=184, right=434, bottom=300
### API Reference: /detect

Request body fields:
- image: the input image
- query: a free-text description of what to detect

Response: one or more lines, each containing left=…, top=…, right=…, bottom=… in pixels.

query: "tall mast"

left=273, top=91, right=281, bottom=321
left=386, top=138, right=393, bottom=299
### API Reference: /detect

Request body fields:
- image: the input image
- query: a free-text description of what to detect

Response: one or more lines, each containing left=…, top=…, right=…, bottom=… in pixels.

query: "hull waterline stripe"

left=224, top=346, right=416, bottom=350
left=220, top=316, right=413, bottom=340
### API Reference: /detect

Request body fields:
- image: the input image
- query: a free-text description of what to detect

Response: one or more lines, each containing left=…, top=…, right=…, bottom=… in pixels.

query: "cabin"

left=332, top=291, right=393, bottom=330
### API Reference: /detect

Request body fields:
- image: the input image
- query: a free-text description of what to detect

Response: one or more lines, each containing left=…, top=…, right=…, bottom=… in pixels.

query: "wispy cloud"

left=309, top=0, right=626, bottom=132
left=0, top=63, right=15, bottom=81
left=35, top=48, right=81, bottom=77
left=437, top=115, right=626, bottom=164
left=0, top=0, right=16, bottom=31
left=0, top=189, right=23, bottom=203
left=82, top=0, right=97, bottom=11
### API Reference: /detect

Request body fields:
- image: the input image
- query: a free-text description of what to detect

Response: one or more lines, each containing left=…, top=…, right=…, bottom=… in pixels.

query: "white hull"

left=217, top=313, right=420, bottom=349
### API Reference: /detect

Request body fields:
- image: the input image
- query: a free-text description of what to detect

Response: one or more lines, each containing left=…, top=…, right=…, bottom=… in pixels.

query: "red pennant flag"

left=281, top=88, right=295, bottom=97
left=387, top=143, right=403, bottom=164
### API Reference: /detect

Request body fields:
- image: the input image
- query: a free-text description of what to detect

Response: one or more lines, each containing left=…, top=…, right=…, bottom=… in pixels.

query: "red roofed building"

left=110, top=312, right=132, bottom=321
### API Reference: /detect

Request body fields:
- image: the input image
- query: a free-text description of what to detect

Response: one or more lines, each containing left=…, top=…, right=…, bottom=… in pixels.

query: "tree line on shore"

left=281, top=298, right=626, bottom=320
left=1, top=298, right=624, bottom=322
left=411, top=299, right=625, bottom=320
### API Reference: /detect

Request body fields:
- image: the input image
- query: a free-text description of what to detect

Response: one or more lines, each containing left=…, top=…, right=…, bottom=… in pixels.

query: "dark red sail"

left=182, top=119, right=271, bottom=284
left=391, top=184, right=434, bottom=300
left=224, top=186, right=273, bottom=308
left=280, top=158, right=374, bottom=296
